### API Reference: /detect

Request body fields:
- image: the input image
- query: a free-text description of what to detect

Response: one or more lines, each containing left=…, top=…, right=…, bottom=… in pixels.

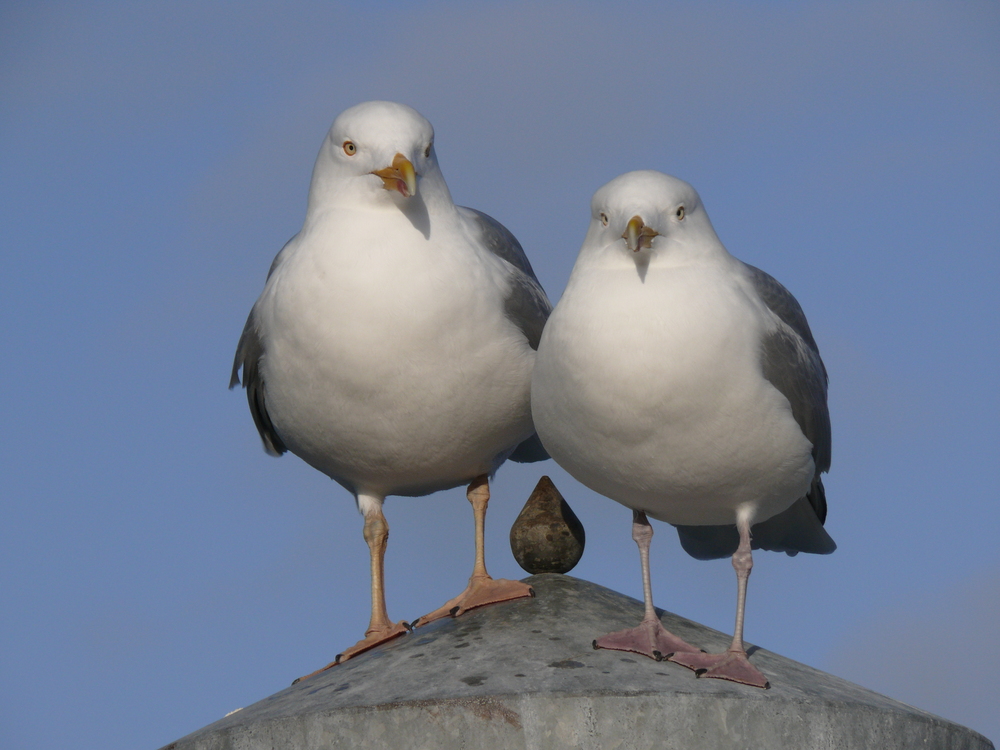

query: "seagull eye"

left=600, top=212, right=609, bottom=226
left=676, top=206, right=685, bottom=220
left=424, top=142, right=432, bottom=158
left=343, top=141, right=357, bottom=156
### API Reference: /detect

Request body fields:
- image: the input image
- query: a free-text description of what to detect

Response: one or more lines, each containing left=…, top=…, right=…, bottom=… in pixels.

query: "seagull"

left=531, top=170, right=835, bottom=689
left=230, top=101, right=551, bottom=678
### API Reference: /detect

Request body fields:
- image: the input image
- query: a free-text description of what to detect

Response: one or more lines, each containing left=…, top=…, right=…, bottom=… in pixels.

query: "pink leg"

left=594, top=510, right=701, bottom=660
left=414, top=475, right=534, bottom=626
left=294, top=503, right=409, bottom=683
left=669, top=514, right=770, bottom=688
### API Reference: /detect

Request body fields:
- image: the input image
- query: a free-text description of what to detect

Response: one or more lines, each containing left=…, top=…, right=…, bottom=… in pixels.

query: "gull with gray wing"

left=231, top=101, right=551, bottom=679
left=531, top=170, right=834, bottom=689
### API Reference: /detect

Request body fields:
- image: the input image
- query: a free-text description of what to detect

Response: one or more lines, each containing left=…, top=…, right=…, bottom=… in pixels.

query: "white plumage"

left=532, top=170, right=833, bottom=688
left=232, top=101, right=550, bottom=677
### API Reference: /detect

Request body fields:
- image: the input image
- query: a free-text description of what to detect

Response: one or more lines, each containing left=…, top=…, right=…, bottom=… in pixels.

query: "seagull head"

left=308, top=101, right=444, bottom=210
left=585, top=171, right=723, bottom=273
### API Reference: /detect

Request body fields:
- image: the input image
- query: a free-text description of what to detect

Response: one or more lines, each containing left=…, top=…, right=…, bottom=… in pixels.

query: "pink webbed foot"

left=293, top=620, right=410, bottom=684
left=414, top=475, right=534, bottom=627
left=669, top=648, right=770, bottom=688
left=593, top=614, right=702, bottom=661
left=414, top=575, right=534, bottom=627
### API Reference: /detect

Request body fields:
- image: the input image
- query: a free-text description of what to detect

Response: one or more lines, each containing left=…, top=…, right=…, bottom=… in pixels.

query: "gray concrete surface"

left=161, top=574, right=995, bottom=749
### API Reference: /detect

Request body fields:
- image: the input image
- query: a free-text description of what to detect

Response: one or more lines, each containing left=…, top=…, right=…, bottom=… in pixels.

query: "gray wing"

left=746, top=262, right=831, bottom=475
left=745, top=263, right=822, bottom=356
left=462, top=207, right=552, bottom=463
left=674, top=263, right=834, bottom=559
left=462, top=207, right=552, bottom=351
left=507, top=432, right=549, bottom=463
left=675, top=491, right=835, bottom=560
left=229, top=305, right=286, bottom=457
left=228, top=240, right=294, bottom=457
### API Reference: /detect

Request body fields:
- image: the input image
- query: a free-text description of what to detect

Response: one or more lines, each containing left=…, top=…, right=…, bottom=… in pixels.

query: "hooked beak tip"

left=624, top=215, right=644, bottom=252
left=623, top=215, right=658, bottom=252
left=373, top=153, right=418, bottom=198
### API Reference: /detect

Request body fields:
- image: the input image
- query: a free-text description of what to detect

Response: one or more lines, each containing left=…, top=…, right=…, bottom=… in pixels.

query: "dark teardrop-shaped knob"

left=510, top=476, right=585, bottom=574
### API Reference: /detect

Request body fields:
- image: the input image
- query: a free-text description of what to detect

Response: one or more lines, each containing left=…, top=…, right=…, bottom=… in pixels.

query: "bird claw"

left=292, top=620, right=410, bottom=684
left=414, top=577, right=534, bottom=627
left=668, top=648, right=770, bottom=688
left=593, top=616, right=701, bottom=661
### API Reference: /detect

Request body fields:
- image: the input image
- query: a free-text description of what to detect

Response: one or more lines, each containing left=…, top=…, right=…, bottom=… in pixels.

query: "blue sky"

left=2, top=2, right=998, bottom=747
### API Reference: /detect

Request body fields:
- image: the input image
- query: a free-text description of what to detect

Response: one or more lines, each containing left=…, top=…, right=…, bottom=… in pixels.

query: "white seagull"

left=231, top=101, right=551, bottom=679
left=531, top=170, right=834, bottom=688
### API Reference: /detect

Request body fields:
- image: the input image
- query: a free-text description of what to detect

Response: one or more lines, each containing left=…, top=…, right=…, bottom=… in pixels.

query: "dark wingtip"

left=228, top=357, right=244, bottom=390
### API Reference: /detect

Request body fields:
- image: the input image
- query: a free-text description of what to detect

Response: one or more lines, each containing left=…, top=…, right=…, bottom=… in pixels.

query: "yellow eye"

left=600, top=212, right=609, bottom=226
left=343, top=141, right=357, bottom=156
left=424, top=142, right=432, bottom=158
left=676, top=206, right=685, bottom=220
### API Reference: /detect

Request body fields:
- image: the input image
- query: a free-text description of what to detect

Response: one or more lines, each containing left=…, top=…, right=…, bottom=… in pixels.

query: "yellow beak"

left=372, top=153, right=418, bottom=198
left=623, top=215, right=658, bottom=252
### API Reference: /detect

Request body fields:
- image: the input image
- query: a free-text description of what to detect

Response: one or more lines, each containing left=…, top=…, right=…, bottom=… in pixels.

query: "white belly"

left=532, top=262, right=814, bottom=526
left=257, top=215, right=535, bottom=497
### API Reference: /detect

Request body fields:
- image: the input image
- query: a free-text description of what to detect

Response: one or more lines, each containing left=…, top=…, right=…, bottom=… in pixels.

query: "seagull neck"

left=303, top=173, right=454, bottom=225
left=414, top=173, right=454, bottom=212
left=304, top=174, right=362, bottom=216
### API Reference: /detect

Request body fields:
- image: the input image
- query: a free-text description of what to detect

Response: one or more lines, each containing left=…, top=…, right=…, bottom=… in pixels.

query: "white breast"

left=532, top=259, right=814, bottom=526
left=256, top=208, right=535, bottom=497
